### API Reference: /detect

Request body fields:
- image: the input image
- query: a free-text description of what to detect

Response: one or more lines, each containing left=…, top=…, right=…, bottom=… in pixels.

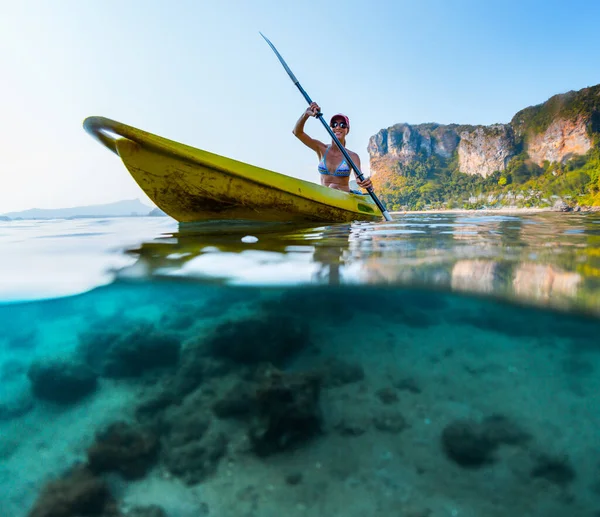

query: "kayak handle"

left=83, top=116, right=123, bottom=156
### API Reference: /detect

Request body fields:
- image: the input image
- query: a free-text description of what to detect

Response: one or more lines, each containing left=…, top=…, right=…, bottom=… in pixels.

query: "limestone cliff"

left=457, top=125, right=516, bottom=177
left=520, top=116, right=592, bottom=166
left=369, top=84, right=600, bottom=179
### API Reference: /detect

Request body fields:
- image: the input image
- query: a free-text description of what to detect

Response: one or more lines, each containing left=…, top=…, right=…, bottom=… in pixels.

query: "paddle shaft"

left=260, top=33, right=393, bottom=221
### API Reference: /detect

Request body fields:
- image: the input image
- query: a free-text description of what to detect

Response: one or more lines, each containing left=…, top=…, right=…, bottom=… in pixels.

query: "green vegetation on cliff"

left=373, top=143, right=600, bottom=211
left=511, top=85, right=600, bottom=137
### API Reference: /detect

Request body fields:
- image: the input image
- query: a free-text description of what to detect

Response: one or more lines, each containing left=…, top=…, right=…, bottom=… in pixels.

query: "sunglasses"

left=330, top=121, right=348, bottom=129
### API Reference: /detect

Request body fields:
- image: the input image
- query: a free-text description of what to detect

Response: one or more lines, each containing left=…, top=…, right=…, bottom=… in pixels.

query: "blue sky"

left=1, top=0, right=598, bottom=212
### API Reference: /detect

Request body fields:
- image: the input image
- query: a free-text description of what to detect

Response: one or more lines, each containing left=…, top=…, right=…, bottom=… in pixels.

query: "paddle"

left=260, top=32, right=393, bottom=222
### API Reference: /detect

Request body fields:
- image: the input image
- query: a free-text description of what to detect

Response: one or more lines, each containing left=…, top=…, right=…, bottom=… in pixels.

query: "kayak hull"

left=83, top=117, right=382, bottom=223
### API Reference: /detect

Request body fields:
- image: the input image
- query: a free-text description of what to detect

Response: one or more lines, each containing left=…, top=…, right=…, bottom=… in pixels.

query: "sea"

left=1, top=212, right=600, bottom=517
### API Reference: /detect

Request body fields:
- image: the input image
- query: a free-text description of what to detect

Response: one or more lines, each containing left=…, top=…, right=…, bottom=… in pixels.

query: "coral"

left=159, top=303, right=200, bottom=331
left=249, top=369, right=322, bottom=456
left=87, top=422, right=159, bottom=480
left=161, top=397, right=227, bottom=485
left=530, top=454, right=576, bottom=485
left=27, top=359, right=97, bottom=404
left=78, top=321, right=181, bottom=378
left=163, top=429, right=228, bottom=485
left=27, top=466, right=119, bottom=517
left=170, top=352, right=232, bottom=398
left=165, top=411, right=211, bottom=447
left=212, top=381, right=257, bottom=419
left=205, top=313, right=309, bottom=366
left=77, top=317, right=131, bottom=370
left=102, top=323, right=181, bottom=378
left=441, top=415, right=530, bottom=468
left=376, top=387, right=399, bottom=404
left=441, top=419, right=495, bottom=467
left=135, top=389, right=180, bottom=433
left=392, top=377, right=421, bottom=394
left=334, top=415, right=370, bottom=436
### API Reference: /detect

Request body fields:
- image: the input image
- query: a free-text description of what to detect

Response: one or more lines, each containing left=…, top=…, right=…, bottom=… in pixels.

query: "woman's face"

left=330, top=119, right=349, bottom=139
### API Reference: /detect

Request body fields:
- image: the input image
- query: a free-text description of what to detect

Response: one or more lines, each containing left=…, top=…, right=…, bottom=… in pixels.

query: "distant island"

left=370, top=83, right=600, bottom=211
left=1, top=199, right=168, bottom=220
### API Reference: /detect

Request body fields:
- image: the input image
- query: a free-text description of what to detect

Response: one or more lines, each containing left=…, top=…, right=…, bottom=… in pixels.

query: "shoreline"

left=393, top=207, right=550, bottom=215
left=392, top=206, right=600, bottom=215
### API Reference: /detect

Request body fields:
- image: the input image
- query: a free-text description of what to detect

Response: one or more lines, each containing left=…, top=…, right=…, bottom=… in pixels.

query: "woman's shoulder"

left=314, top=140, right=329, bottom=157
left=345, top=149, right=360, bottom=160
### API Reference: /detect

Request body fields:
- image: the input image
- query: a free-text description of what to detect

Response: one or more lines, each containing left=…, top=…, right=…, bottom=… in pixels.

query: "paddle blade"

left=259, top=32, right=299, bottom=84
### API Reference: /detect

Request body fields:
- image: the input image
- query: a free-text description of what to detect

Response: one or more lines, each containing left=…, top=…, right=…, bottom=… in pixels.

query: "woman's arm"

left=293, top=102, right=325, bottom=155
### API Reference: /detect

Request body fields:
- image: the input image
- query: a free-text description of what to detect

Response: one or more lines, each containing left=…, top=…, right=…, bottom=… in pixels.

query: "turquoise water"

left=1, top=213, right=600, bottom=517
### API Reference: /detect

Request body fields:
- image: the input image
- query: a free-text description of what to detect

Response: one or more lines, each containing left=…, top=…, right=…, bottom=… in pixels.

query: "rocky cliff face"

left=369, top=84, right=599, bottom=178
left=525, top=116, right=592, bottom=166
left=367, top=123, right=463, bottom=162
left=457, top=125, right=515, bottom=177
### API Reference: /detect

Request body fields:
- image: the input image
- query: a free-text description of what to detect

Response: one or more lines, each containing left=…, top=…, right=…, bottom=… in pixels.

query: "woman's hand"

left=356, top=176, right=373, bottom=190
left=305, top=102, right=321, bottom=118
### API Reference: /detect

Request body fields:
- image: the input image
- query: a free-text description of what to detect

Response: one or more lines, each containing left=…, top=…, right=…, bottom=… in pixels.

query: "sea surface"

left=1, top=212, right=600, bottom=517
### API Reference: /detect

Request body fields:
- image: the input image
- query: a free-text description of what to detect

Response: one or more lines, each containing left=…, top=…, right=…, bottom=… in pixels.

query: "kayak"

left=82, top=117, right=382, bottom=223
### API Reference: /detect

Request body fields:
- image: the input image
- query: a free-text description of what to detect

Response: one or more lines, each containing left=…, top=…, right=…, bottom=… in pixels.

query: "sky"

left=0, top=0, right=598, bottom=212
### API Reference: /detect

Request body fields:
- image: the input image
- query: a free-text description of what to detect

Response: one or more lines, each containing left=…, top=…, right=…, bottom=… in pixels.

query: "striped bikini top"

left=318, top=146, right=351, bottom=177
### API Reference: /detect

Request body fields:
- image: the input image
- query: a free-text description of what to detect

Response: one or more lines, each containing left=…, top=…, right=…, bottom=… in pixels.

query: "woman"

left=293, top=102, right=373, bottom=193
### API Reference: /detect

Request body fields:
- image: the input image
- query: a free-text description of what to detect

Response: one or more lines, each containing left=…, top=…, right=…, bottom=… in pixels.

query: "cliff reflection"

left=119, top=213, right=600, bottom=314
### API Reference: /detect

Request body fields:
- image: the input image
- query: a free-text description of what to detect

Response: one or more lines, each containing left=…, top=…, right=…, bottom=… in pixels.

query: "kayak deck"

left=83, top=117, right=382, bottom=223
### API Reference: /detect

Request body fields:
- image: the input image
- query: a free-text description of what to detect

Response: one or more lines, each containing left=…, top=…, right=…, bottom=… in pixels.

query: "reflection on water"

left=121, top=213, right=600, bottom=315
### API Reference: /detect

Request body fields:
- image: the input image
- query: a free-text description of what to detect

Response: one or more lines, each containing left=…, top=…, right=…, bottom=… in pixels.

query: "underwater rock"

left=163, top=428, right=228, bottom=485
left=87, top=421, right=159, bottom=480
left=212, top=381, right=257, bottom=419
left=159, top=303, right=199, bottom=331
left=102, top=323, right=181, bottom=378
left=401, top=508, right=432, bottom=517
left=249, top=368, right=322, bottom=456
left=135, top=389, right=180, bottom=433
left=441, top=419, right=496, bottom=467
left=376, top=386, right=399, bottom=404
left=78, top=321, right=180, bottom=378
left=161, top=397, right=227, bottom=485
left=264, top=289, right=356, bottom=322
left=285, top=472, right=303, bottom=485
left=171, top=352, right=232, bottom=398
left=126, top=506, right=167, bottom=517
left=321, top=357, right=365, bottom=387
left=27, top=466, right=119, bottom=517
left=530, top=454, right=576, bottom=485
left=334, top=415, right=370, bottom=436
left=77, top=317, right=131, bottom=371
left=393, top=377, right=422, bottom=394
left=164, top=409, right=211, bottom=447
left=441, top=415, right=529, bottom=468
left=27, top=359, right=97, bottom=404
left=205, top=314, right=309, bottom=366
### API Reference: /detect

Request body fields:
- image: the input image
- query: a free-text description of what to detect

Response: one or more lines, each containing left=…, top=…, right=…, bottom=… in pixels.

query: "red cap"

left=330, top=114, right=350, bottom=130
